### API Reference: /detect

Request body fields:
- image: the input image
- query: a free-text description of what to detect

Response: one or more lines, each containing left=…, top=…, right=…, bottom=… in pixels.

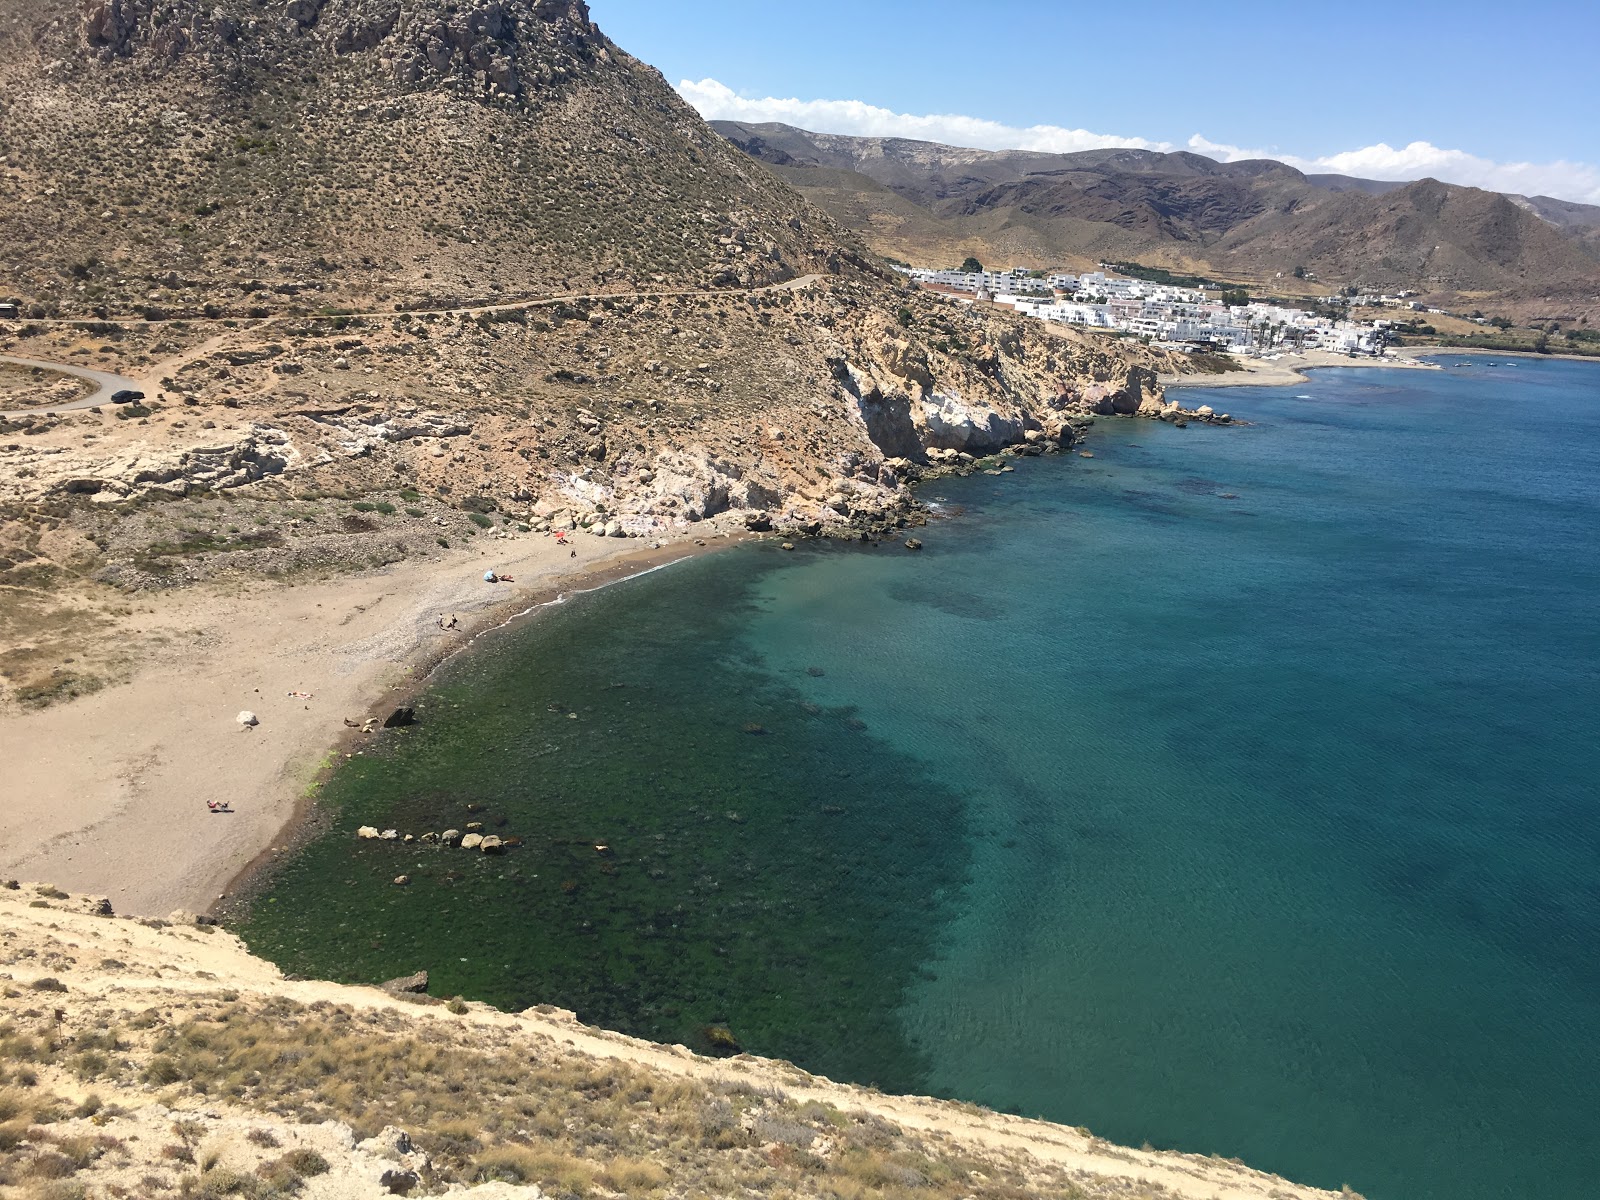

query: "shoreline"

left=1162, top=348, right=1441, bottom=390
left=0, top=519, right=751, bottom=917
left=1404, top=344, right=1600, bottom=366
left=1162, top=344, right=1600, bottom=392
left=213, top=531, right=750, bottom=912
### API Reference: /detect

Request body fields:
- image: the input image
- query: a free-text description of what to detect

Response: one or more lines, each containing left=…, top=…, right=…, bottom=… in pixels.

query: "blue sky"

left=589, top=0, right=1600, bottom=203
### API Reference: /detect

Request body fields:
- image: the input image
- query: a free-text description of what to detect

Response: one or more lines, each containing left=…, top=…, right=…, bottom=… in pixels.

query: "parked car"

left=109, top=389, right=145, bottom=404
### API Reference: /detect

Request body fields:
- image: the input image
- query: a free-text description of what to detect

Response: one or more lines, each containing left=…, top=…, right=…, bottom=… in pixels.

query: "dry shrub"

left=23, top=1150, right=79, bottom=1179
left=179, top=1166, right=265, bottom=1198
left=278, top=1148, right=328, bottom=1177
left=598, top=1155, right=669, bottom=1194
left=473, top=1143, right=594, bottom=1193
left=24, top=1182, right=89, bottom=1200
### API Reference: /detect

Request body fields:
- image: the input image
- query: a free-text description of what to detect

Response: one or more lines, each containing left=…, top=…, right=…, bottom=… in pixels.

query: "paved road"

left=0, top=354, right=145, bottom=419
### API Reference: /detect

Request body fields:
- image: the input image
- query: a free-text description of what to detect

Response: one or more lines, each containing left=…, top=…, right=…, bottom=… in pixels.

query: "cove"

left=240, top=355, right=1600, bottom=1200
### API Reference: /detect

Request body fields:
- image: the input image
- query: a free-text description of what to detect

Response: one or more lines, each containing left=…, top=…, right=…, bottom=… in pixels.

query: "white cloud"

left=678, top=78, right=1171, bottom=156
left=1187, top=135, right=1600, bottom=205
left=681, top=78, right=1600, bottom=206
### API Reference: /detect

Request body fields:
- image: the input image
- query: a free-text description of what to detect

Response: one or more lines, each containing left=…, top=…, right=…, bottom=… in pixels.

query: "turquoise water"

left=241, top=355, right=1600, bottom=1199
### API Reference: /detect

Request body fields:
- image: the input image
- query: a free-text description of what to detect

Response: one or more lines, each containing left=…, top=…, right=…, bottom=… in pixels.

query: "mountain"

left=0, top=0, right=1177, bottom=710
left=0, top=0, right=841, bottom=316
left=713, top=121, right=1600, bottom=317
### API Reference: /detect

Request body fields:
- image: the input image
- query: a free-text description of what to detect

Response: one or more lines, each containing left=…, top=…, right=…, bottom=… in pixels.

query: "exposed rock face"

left=80, top=0, right=599, bottom=99
left=916, top=393, right=1023, bottom=453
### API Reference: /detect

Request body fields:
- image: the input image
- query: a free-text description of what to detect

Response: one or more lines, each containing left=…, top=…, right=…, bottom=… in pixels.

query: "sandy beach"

left=1161, top=348, right=1442, bottom=389
left=0, top=521, right=749, bottom=917
left=1404, top=345, right=1600, bottom=366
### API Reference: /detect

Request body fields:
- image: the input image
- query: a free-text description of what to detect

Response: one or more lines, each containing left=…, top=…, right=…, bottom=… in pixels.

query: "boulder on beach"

left=461, top=833, right=484, bottom=850
left=357, top=826, right=381, bottom=840
left=479, top=835, right=504, bottom=854
left=440, top=828, right=463, bottom=846
left=236, top=710, right=258, bottom=727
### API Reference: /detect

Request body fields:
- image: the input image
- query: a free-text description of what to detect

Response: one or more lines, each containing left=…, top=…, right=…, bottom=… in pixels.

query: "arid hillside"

left=0, top=0, right=841, bottom=316
left=0, top=882, right=1358, bottom=1200
left=0, top=0, right=1180, bottom=709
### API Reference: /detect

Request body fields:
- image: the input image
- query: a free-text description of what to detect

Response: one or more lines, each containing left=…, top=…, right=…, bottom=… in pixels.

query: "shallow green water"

left=239, top=552, right=971, bottom=1091
left=242, top=355, right=1600, bottom=1200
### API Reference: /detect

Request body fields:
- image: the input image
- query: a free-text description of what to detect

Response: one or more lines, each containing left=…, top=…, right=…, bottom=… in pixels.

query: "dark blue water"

left=741, top=356, right=1600, bottom=1199
left=245, top=355, right=1600, bottom=1200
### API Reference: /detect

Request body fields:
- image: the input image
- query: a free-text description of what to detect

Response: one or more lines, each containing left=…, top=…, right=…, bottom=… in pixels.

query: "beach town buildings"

left=894, top=264, right=1385, bottom=357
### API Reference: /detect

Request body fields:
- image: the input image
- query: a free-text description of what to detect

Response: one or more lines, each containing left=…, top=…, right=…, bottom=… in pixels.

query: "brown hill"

left=0, top=0, right=1177, bottom=711
left=0, top=0, right=846, bottom=318
left=714, top=121, right=1600, bottom=316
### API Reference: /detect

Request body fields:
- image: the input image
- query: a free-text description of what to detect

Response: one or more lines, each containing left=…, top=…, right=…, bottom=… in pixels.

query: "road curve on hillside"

left=0, top=354, right=145, bottom=419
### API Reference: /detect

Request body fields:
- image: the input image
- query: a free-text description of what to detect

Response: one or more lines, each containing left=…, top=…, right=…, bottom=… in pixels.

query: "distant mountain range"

left=713, top=121, right=1600, bottom=318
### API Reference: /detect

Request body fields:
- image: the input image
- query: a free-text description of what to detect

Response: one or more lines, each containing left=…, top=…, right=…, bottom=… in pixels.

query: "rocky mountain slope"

left=0, top=882, right=1357, bottom=1200
left=0, top=0, right=1178, bottom=707
left=1, top=0, right=833, bottom=313
left=713, top=121, right=1600, bottom=319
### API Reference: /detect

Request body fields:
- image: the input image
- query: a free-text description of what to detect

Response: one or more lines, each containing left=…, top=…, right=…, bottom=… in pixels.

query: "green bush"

left=468, top=513, right=493, bottom=529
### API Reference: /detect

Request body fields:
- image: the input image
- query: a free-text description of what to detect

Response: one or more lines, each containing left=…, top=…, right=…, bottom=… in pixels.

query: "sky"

left=588, top=0, right=1600, bottom=205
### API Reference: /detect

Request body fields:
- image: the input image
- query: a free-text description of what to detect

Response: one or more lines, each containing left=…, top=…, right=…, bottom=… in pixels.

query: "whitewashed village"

left=897, top=264, right=1392, bottom=357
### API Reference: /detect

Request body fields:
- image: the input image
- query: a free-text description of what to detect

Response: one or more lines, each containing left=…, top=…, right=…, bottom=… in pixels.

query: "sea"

left=238, top=354, right=1600, bottom=1200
